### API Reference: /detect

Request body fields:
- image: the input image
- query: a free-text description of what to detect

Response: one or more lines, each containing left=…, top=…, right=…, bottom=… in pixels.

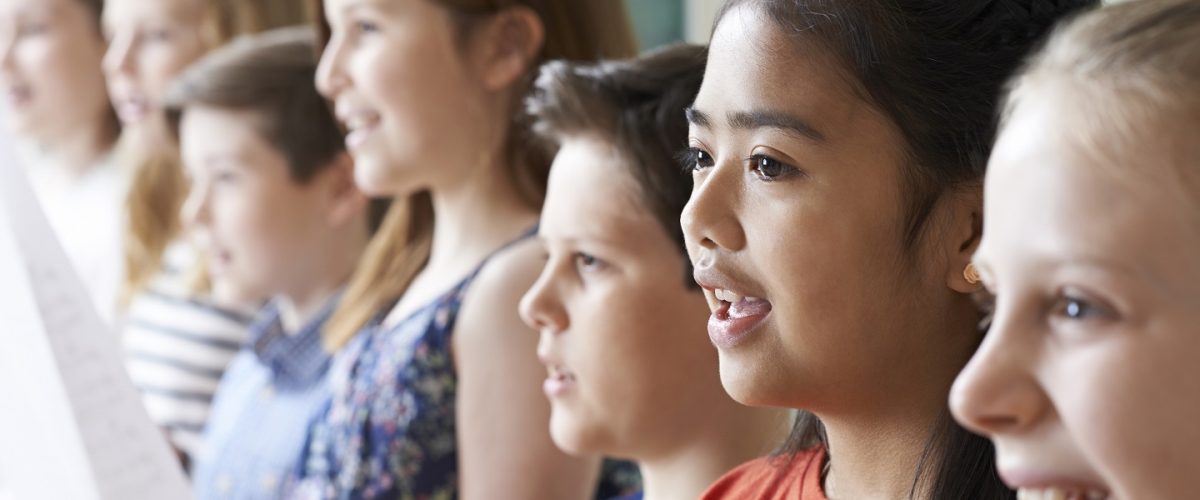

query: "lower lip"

left=4, top=90, right=30, bottom=109
left=543, top=377, right=575, bottom=398
left=116, top=102, right=147, bottom=124
left=707, top=304, right=771, bottom=349
left=345, top=125, right=376, bottom=151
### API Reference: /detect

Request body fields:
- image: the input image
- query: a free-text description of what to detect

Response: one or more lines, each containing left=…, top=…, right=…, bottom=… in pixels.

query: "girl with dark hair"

left=952, top=1, right=1200, bottom=498
left=682, top=1, right=1094, bottom=498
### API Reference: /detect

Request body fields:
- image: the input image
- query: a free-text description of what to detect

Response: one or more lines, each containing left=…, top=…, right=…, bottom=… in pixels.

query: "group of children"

left=1, top=0, right=1196, bottom=498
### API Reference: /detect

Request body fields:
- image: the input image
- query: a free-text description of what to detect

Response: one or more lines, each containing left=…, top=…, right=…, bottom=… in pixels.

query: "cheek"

left=140, top=48, right=197, bottom=102
left=1056, top=337, right=1200, bottom=492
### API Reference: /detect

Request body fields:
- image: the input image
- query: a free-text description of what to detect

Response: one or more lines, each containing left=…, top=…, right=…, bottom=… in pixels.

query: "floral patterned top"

left=288, top=227, right=640, bottom=499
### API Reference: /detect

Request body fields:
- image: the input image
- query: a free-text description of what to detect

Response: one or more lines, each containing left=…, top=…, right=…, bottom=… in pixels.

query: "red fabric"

left=700, top=447, right=827, bottom=500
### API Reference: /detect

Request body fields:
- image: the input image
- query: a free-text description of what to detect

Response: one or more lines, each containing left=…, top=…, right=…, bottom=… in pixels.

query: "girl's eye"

left=1055, top=295, right=1108, bottom=321
left=573, top=252, right=606, bottom=273
left=17, top=22, right=49, bottom=37
left=213, top=170, right=238, bottom=184
left=143, top=28, right=173, bottom=43
left=681, top=147, right=714, bottom=172
left=748, top=154, right=799, bottom=181
left=354, top=19, right=380, bottom=35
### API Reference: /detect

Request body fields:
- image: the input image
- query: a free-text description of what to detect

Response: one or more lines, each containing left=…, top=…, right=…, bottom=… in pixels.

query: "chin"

left=549, top=412, right=608, bottom=457
left=353, top=159, right=413, bottom=197
left=718, top=353, right=785, bottom=408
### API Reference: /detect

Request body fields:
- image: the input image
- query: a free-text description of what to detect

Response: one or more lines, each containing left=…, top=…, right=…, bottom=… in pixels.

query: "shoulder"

left=455, top=238, right=542, bottom=338
left=700, top=448, right=827, bottom=500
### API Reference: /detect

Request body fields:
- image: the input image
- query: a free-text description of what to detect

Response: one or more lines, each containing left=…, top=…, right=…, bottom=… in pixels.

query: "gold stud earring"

left=963, top=263, right=981, bottom=285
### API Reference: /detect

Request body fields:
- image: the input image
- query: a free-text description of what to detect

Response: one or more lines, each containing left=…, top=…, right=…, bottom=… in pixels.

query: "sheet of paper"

left=0, top=133, right=191, bottom=500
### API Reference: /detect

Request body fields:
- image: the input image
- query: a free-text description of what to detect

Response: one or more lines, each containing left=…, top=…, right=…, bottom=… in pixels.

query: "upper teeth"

left=714, top=288, right=762, bottom=304
left=1016, top=487, right=1109, bottom=500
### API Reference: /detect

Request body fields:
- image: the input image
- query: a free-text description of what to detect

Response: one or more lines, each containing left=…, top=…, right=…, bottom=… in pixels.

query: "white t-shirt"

left=24, top=147, right=129, bottom=327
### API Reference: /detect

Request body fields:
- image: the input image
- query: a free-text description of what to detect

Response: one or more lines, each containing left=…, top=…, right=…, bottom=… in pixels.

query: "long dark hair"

left=712, top=1, right=1097, bottom=498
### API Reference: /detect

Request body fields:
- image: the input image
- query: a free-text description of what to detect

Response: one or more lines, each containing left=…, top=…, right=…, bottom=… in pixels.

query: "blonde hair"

left=1003, top=0, right=1200, bottom=206
left=120, top=0, right=314, bottom=304
left=322, top=0, right=638, bottom=349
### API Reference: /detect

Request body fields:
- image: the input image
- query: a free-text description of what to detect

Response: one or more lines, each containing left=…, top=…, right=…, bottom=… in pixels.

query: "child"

left=0, top=0, right=124, bottom=324
left=682, top=0, right=1092, bottom=498
left=951, top=1, right=1200, bottom=499
left=103, top=0, right=311, bottom=462
left=292, top=0, right=641, bottom=498
left=520, top=44, right=791, bottom=500
left=160, top=27, right=374, bottom=499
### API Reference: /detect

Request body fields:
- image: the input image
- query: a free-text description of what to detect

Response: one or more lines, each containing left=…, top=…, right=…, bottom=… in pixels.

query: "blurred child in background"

left=0, top=0, right=123, bottom=324
left=162, top=27, right=376, bottom=498
left=103, top=0, right=312, bottom=464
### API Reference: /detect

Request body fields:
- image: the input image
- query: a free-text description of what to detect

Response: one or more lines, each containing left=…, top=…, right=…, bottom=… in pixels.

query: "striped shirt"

left=122, top=243, right=256, bottom=459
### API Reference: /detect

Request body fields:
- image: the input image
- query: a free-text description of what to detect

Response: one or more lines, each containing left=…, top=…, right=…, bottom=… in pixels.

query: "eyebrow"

left=686, top=107, right=825, bottom=142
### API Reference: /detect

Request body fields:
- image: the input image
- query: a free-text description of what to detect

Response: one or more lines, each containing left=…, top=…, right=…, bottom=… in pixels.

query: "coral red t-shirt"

left=701, top=448, right=827, bottom=499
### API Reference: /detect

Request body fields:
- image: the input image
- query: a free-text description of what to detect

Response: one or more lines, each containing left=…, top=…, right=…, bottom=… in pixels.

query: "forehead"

left=0, top=0, right=67, bottom=16
left=179, top=107, right=274, bottom=157
left=103, top=0, right=200, bottom=25
left=541, top=138, right=661, bottom=243
left=982, top=89, right=1200, bottom=287
left=695, top=4, right=863, bottom=131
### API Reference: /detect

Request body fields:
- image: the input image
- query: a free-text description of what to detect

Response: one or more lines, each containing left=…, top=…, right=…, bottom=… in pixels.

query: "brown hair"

left=526, top=43, right=707, bottom=289
left=322, top=0, right=638, bottom=349
left=76, top=0, right=122, bottom=154
left=162, top=27, right=343, bottom=185
left=120, top=0, right=314, bottom=303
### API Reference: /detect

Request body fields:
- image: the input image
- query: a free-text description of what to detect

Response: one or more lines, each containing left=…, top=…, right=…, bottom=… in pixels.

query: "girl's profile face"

left=0, top=0, right=110, bottom=142
left=951, top=83, right=1200, bottom=500
left=102, top=0, right=209, bottom=135
left=316, top=0, right=499, bottom=197
left=682, top=4, right=978, bottom=413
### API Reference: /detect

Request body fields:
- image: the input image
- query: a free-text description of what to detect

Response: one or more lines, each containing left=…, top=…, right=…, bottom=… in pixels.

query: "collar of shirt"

left=248, top=293, right=341, bottom=385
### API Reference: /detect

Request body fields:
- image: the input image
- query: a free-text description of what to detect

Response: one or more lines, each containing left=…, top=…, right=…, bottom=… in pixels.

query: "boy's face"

left=951, top=85, right=1200, bottom=500
left=519, top=137, right=722, bottom=459
left=179, top=106, right=334, bottom=302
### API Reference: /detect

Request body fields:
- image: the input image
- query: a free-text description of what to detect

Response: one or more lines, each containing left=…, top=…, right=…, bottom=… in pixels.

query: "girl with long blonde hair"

left=291, top=1, right=639, bottom=498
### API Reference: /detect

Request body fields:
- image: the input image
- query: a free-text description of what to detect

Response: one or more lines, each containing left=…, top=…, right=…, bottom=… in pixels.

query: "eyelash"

left=746, top=153, right=800, bottom=181
left=680, top=147, right=713, bottom=172
left=680, top=147, right=801, bottom=182
left=970, top=287, right=1115, bottom=335
left=573, top=252, right=605, bottom=273
left=1052, top=292, right=1112, bottom=322
left=354, top=19, right=380, bottom=35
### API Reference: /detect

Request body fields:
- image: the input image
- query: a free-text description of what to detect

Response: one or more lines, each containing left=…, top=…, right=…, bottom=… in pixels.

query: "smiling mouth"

left=1016, top=487, right=1110, bottom=500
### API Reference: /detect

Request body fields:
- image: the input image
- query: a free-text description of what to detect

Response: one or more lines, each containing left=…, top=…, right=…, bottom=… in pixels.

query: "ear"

left=470, top=6, right=545, bottom=92
left=317, top=152, right=368, bottom=227
left=945, top=183, right=984, bottom=294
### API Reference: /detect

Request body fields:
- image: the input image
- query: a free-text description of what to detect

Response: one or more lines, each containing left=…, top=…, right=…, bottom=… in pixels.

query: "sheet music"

left=0, top=133, right=191, bottom=500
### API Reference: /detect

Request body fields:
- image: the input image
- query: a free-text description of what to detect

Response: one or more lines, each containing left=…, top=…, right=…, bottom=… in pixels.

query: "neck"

left=641, top=407, right=791, bottom=500
left=32, top=118, right=116, bottom=178
left=427, top=159, right=537, bottom=271
left=277, top=220, right=370, bottom=332
left=820, top=408, right=942, bottom=500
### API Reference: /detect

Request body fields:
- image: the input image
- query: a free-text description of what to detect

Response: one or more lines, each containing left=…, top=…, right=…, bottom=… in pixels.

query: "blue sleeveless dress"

left=290, top=228, right=641, bottom=499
